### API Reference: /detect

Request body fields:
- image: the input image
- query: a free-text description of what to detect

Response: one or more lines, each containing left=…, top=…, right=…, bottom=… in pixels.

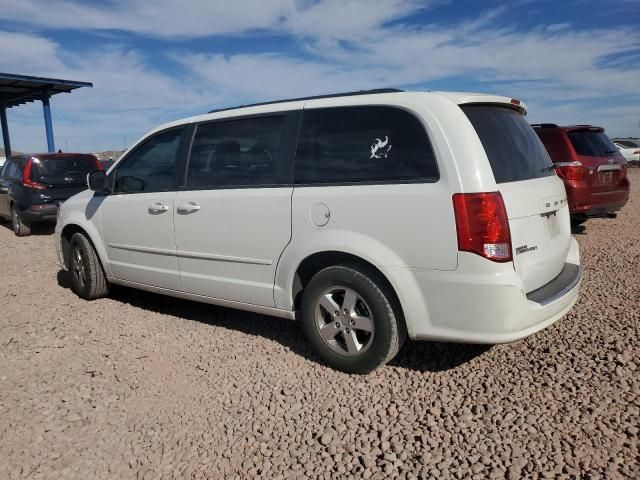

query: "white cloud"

left=0, top=0, right=292, bottom=38
left=0, top=31, right=64, bottom=73
left=0, top=0, right=428, bottom=40
left=0, top=31, right=219, bottom=152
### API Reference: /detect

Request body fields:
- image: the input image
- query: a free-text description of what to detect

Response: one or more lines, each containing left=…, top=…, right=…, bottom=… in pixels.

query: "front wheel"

left=300, top=264, right=405, bottom=374
left=68, top=232, right=109, bottom=300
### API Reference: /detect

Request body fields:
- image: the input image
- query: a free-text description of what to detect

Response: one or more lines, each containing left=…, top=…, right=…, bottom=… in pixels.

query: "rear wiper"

left=541, top=164, right=557, bottom=172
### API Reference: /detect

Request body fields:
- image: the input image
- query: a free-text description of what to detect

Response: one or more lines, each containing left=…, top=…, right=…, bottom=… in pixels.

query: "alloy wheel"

left=71, top=246, right=87, bottom=288
left=314, top=286, right=375, bottom=356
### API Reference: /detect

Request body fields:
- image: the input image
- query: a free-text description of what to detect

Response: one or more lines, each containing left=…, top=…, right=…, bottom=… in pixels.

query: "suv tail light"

left=453, top=192, right=512, bottom=262
left=93, top=157, right=103, bottom=171
left=554, top=161, right=584, bottom=181
left=22, top=158, right=46, bottom=190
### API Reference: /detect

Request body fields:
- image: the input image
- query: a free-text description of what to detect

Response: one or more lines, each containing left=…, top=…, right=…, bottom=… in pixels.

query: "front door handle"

left=177, top=202, right=201, bottom=214
left=148, top=202, right=169, bottom=213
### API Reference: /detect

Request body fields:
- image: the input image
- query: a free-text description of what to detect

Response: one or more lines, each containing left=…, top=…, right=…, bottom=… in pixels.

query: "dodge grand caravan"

left=55, top=89, right=581, bottom=373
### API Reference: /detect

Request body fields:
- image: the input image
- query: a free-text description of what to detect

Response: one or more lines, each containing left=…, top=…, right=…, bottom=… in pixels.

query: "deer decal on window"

left=370, top=136, right=392, bottom=159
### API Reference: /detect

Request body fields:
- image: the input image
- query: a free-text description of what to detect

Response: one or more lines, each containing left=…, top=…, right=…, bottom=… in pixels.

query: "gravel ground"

left=1, top=171, right=639, bottom=480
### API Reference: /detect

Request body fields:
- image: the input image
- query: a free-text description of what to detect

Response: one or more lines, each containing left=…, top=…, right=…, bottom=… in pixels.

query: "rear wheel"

left=11, top=205, right=31, bottom=237
left=300, top=264, right=405, bottom=374
left=68, top=232, right=109, bottom=300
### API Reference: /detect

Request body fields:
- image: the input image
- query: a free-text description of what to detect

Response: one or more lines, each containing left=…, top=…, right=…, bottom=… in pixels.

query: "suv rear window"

left=31, top=156, right=96, bottom=178
left=568, top=130, right=618, bottom=157
left=462, top=105, right=554, bottom=184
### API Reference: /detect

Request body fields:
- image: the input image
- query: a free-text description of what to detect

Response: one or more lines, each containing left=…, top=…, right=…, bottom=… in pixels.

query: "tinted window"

left=614, top=140, right=640, bottom=148
left=462, top=106, right=554, bottom=184
left=0, top=159, right=11, bottom=178
left=4, top=159, right=22, bottom=180
left=186, top=116, right=287, bottom=189
left=295, top=106, right=438, bottom=184
left=568, top=131, right=618, bottom=157
left=31, top=155, right=96, bottom=178
left=114, top=128, right=183, bottom=194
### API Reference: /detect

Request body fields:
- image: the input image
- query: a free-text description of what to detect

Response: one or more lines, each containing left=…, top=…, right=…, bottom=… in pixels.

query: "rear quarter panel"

left=274, top=93, right=493, bottom=310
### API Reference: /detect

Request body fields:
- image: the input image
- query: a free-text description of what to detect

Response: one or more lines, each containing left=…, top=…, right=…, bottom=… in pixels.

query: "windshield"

left=31, top=156, right=96, bottom=179
left=462, top=105, right=554, bottom=184
left=568, top=131, right=618, bottom=157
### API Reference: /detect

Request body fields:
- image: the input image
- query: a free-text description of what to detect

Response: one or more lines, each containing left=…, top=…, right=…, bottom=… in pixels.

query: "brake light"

left=22, top=158, right=46, bottom=190
left=93, top=157, right=103, bottom=171
left=554, top=161, right=584, bottom=181
left=453, top=192, right=512, bottom=262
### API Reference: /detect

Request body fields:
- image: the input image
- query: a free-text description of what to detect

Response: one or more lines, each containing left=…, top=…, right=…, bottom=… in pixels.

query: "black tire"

left=68, top=232, right=109, bottom=300
left=11, top=205, right=31, bottom=237
left=300, top=263, right=405, bottom=374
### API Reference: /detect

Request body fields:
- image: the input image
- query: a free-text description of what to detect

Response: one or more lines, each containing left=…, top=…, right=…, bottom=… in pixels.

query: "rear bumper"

left=565, top=178, right=629, bottom=216
left=383, top=237, right=581, bottom=343
left=19, top=204, right=58, bottom=223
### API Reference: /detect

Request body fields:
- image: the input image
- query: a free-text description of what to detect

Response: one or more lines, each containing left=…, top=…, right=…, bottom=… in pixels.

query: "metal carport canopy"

left=0, top=72, right=93, bottom=157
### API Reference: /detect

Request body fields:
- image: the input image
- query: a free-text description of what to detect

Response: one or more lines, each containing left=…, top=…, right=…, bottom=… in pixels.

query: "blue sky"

left=1, top=0, right=639, bottom=153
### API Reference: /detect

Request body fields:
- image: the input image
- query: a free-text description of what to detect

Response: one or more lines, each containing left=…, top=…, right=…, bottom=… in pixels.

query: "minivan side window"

left=114, top=128, right=184, bottom=194
left=186, top=115, right=287, bottom=189
left=295, top=106, right=439, bottom=185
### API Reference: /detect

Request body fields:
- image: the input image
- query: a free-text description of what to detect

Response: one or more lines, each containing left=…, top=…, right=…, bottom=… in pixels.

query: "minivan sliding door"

left=174, top=111, right=300, bottom=307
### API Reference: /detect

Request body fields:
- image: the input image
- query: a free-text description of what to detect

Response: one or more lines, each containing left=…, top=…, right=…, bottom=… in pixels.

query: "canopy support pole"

left=0, top=105, right=10, bottom=158
left=41, top=91, right=55, bottom=152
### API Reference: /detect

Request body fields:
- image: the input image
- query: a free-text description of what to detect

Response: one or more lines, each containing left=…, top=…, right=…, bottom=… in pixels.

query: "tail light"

left=92, top=157, right=103, bottom=171
left=453, top=192, right=512, bottom=262
left=554, top=161, right=584, bottom=181
left=22, top=158, right=46, bottom=190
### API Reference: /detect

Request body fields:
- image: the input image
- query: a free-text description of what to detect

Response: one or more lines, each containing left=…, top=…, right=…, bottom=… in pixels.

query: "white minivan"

left=55, top=89, right=581, bottom=373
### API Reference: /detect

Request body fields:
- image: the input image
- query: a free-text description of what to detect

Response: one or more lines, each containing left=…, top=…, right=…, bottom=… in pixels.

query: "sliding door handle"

left=177, top=202, right=201, bottom=214
left=148, top=203, right=169, bottom=213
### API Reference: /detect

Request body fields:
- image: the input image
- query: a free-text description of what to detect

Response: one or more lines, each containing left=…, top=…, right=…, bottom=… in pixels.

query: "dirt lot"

left=1, top=171, right=639, bottom=480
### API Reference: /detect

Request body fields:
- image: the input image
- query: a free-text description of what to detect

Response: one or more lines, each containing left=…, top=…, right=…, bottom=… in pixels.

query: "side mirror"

left=87, top=170, right=109, bottom=192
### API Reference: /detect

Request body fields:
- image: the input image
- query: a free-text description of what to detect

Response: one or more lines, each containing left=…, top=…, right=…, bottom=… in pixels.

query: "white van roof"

left=145, top=89, right=527, bottom=139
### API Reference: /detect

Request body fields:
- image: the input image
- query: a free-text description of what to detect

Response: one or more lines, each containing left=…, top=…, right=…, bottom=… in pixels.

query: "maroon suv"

left=532, top=124, right=629, bottom=224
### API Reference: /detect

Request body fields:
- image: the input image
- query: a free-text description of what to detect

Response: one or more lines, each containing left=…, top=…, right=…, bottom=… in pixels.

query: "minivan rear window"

left=462, top=105, right=554, bottom=184
left=568, top=130, right=618, bottom=157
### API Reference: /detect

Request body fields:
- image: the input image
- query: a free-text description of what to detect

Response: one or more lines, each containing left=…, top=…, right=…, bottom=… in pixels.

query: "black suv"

left=0, top=153, right=101, bottom=236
